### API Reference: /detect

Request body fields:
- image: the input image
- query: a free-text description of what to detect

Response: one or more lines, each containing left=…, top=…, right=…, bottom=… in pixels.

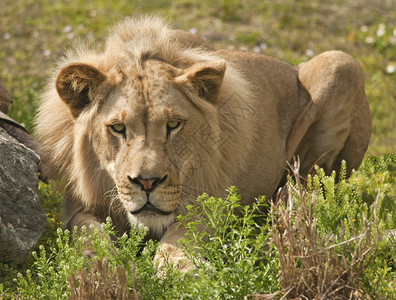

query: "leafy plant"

left=177, top=188, right=280, bottom=299
left=14, top=227, right=87, bottom=299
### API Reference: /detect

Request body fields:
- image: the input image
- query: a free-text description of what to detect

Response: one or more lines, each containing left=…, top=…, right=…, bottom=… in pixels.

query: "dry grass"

left=264, top=160, right=380, bottom=300
left=68, top=260, right=140, bottom=300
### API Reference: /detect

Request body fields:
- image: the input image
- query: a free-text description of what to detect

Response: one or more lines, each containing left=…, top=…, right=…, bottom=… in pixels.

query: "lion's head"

left=57, top=58, right=229, bottom=235
left=35, top=16, right=254, bottom=237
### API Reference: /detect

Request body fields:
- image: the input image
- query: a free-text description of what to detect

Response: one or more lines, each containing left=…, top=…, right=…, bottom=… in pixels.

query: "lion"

left=34, top=16, right=371, bottom=268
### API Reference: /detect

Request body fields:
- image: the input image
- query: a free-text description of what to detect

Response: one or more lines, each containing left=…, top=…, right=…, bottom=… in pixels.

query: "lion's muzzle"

left=127, top=174, right=174, bottom=216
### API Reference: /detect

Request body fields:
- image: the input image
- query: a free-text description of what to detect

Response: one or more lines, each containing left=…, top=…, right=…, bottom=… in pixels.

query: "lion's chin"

left=127, top=211, right=175, bottom=239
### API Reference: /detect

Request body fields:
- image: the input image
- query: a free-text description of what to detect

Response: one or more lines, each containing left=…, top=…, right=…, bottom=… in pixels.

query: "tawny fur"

left=34, top=16, right=371, bottom=267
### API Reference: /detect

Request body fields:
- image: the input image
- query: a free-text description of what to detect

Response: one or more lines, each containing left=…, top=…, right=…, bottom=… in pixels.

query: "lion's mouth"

left=130, top=202, right=173, bottom=216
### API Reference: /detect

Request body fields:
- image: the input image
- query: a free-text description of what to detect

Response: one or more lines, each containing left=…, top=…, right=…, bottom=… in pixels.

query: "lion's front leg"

left=154, top=223, right=195, bottom=272
left=67, top=212, right=104, bottom=258
left=62, top=188, right=105, bottom=257
left=63, top=187, right=104, bottom=231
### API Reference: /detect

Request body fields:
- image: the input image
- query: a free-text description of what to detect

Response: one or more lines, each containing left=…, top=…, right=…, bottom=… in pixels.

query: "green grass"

left=0, top=0, right=395, bottom=298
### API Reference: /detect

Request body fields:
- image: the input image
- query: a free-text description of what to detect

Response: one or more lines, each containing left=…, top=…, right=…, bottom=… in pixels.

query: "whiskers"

left=182, top=184, right=213, bottom=196
left=176, top=189, right=203, bottom=215
left=104, top=186, right=123, bottom=217
left=104, top=185, right=118, bottom=200
left=103, top=186, right=132, bottom=230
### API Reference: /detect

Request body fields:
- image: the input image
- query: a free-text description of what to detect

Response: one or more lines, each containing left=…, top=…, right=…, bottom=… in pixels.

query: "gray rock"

left=0, top=111, right=47, bottom=183
left=0, top=127, right=46, bottom=263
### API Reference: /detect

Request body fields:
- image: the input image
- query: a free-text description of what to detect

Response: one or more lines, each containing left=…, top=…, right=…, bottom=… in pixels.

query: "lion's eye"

left=167, top=121, right=180, bottom=130
left=110, top=123, right=126, bottom=134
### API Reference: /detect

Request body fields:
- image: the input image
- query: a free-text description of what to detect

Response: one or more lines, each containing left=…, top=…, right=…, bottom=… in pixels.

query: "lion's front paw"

left=154, top=243, right=195, bottom=273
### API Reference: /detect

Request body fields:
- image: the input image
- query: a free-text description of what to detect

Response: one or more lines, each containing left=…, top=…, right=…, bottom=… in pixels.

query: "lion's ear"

left=175, top=60, right=226, bottom=103
left=56, top=63, right=107, bottom=118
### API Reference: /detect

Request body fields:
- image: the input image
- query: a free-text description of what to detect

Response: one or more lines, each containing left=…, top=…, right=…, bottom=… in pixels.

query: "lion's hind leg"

left=288, top=51, right=371, bottom=178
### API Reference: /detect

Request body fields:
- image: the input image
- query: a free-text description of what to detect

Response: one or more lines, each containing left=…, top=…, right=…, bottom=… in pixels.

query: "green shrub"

left=177, top=189, right=280, bottom=299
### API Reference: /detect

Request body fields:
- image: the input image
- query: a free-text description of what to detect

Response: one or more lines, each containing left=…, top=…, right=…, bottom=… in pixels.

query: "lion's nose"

left=128, top=175, right=167, bottom=193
